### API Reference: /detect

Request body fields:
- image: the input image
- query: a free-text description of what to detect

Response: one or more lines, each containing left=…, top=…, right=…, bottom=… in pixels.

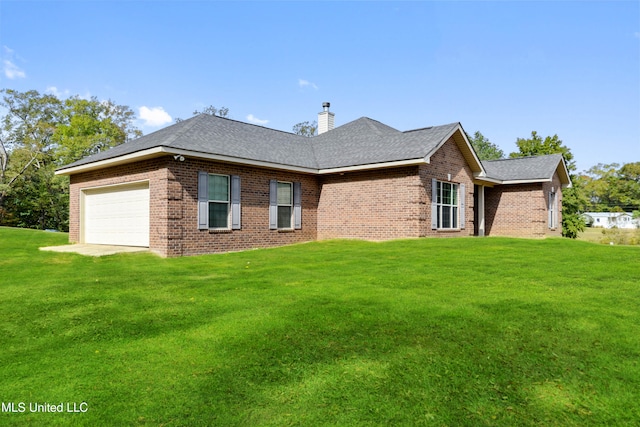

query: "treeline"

left=0, top=89, right=140, bottom=231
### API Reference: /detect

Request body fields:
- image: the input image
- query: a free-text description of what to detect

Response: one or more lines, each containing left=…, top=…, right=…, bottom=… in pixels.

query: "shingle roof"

left=58, top=113, right=564, bottom=185
left=311, top=118, right=460, bottom=169
left=61, top=114, right=318, bottom=170
left=58, top=114, right=464, bottom=172
left=481, top=154, right=566, bottom=181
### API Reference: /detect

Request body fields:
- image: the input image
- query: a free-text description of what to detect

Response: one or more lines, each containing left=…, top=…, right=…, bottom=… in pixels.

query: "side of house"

left=317, top=136, right=476, bottom=240
left=59, top=105, right=572, bottom=257
left=480, top=154, right=569, bottom=238
left=70, top=158, right=321, bottom=257
left=483, top=172, right=563, bottom=237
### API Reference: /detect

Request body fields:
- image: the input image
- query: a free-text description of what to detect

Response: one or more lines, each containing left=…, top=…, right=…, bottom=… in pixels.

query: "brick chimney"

left=317, top=102, right=334, bottom=135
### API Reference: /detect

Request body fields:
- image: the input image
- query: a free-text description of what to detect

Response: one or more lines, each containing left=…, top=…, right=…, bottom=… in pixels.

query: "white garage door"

left=83, top=182, right=150, bottom=247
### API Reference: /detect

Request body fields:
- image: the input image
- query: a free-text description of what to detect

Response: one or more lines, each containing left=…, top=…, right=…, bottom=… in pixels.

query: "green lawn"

left=1, top=227, right=639, bottom=426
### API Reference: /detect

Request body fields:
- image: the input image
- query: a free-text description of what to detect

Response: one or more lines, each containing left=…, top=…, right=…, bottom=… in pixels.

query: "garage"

left=82, top=181, right=150, bottom=247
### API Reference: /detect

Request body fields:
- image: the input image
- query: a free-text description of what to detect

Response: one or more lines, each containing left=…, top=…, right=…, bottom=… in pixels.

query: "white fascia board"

left=318, top=158, right=427, bottom=175
left=474, top=174, right=502, bottom=185
left=500, top=178, right=552, bottom=185
left=55, top=147, right=167, bottom=175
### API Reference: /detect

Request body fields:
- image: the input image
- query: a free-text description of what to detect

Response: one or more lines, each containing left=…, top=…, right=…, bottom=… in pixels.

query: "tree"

left=175, top=105, right=229, bottom=123
left=292, top=120, right=317, bottom=137
left=509, top=131, right=584, bottom=238
left=583, top=162, right=640, bottom=212
left=0, top=89, right=61, bottom=214
left=510, top=131, right=576, bottom=172
left=0, top=89, right=140, bottom=231
left=53, top=96, right=141, bottom=166
left=467, top=131, right=504, bottom=160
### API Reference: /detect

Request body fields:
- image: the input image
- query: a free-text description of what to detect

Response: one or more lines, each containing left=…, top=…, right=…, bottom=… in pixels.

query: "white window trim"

left=432, top=179, right=465, bottom=231
left=548, top=191, right=558, bottom=230
left=277, top=181, right=294, bottom=230
left=208, top=173, right=231, bottom=230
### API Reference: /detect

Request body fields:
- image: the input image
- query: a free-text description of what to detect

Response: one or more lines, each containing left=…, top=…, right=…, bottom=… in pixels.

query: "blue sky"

left=1, top=1, right=638, bottom=173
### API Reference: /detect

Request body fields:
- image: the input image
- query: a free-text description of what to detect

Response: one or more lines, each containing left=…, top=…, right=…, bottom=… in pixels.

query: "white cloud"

left=3, top=59, right=26, bottom=80
left=3, top=46, right=26, bottom=80
left=246, top=114, right=269, bottom=125
left=298, top=79, right=318, bottom=90
left=45, top=86, right=70, bottom=98
left=139, top=106, right=172, bottom=127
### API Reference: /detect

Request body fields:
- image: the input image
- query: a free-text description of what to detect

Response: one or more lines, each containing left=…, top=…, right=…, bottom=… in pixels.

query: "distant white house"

left=582, top=212, right=639, bottom=229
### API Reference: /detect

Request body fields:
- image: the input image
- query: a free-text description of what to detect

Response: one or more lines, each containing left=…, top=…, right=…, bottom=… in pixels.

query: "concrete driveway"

left=40, top=244, right=149, bottom=257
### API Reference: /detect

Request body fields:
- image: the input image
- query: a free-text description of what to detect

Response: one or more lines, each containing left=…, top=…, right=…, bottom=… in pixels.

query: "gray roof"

left=58, top=113, right=564, bottom=185
left=61, top=114, right=318, bottom=170
left=481, top=154, right=566, bottom=181
left=59, top=114, right=463, bottom=171
left=311, top=118, right=460, bottom=169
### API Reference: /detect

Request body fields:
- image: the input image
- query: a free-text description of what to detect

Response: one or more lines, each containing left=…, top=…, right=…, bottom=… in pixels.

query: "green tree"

left=510, top=131, right=576, bottom=172
left=292, top=120, right=317, bottom=137
left=584, top=162, right=640, bottom=212
left=53, top=96, right=141, bottom=166
left=509, top=131, right=584, bottom=238
left=467, top=131, right=504, bottom=160
left=0, top=89, right=140, bottom=231
left=0, top=89, right=61, bottom=214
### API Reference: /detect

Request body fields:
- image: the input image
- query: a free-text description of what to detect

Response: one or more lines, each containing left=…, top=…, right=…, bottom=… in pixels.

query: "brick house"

left=56, top=104, right=571, bottom=257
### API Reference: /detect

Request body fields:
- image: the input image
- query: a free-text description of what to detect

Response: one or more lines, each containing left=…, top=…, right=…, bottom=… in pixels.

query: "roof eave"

left=318, top=158, right=427, bottom=175
left=55, top=147, right=168, bottom=175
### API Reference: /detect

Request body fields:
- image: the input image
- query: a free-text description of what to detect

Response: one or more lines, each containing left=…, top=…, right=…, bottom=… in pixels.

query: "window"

left=437, top=181, right=458, bottom=229
left=431, top=179, right=465, bottom=230
left=548, top=191, right=558, bottom=229
left=208, top=174, right=230, bottom=228
left=198, top=172, right=241, bottom=230
left=277, top=182, right=293, bottom=229
left=269, top=180, right=302, bottom=230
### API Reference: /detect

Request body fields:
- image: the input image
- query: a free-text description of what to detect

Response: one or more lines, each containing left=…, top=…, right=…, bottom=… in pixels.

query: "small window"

left=548, top=191, right=558, bottom=229
left=209, top=174, right=230, bottom=229
left=277, top=181, right=293, bottom=229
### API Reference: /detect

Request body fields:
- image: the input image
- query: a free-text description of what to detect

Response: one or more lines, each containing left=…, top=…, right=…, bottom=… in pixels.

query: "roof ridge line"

left=488, top=153, right=562, bottom=162
left=403, top=122, right=460, bottom=134
left=200, top=113, right=306, bottom=138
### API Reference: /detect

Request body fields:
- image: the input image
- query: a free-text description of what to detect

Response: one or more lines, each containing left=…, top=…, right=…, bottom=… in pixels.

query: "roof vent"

left=318, top=102, right=334, bottom=134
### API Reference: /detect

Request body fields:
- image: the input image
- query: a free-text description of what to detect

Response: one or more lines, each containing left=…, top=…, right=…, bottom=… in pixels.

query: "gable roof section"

left=57, top=114, right=318, bottom=174
left=56, top=114, right=484, bottom=176
left=481, top=154, right=571, bottom=187
left=311, top=118, right=483, bottom=173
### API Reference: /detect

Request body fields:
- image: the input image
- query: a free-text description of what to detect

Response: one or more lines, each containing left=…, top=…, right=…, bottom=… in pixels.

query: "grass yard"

left=1, top=227, right=639, bottom=426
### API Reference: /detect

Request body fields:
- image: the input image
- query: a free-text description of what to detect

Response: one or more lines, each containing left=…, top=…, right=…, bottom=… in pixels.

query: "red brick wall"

left=165, top=159, right=319, bottom=257
left=69, top=157, right=319, bottom=257
left=317, top=137, right=475, bottom=240
left=317, top=166, right=423, bottom=240
left=483, top=171, right=564, bottom=237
